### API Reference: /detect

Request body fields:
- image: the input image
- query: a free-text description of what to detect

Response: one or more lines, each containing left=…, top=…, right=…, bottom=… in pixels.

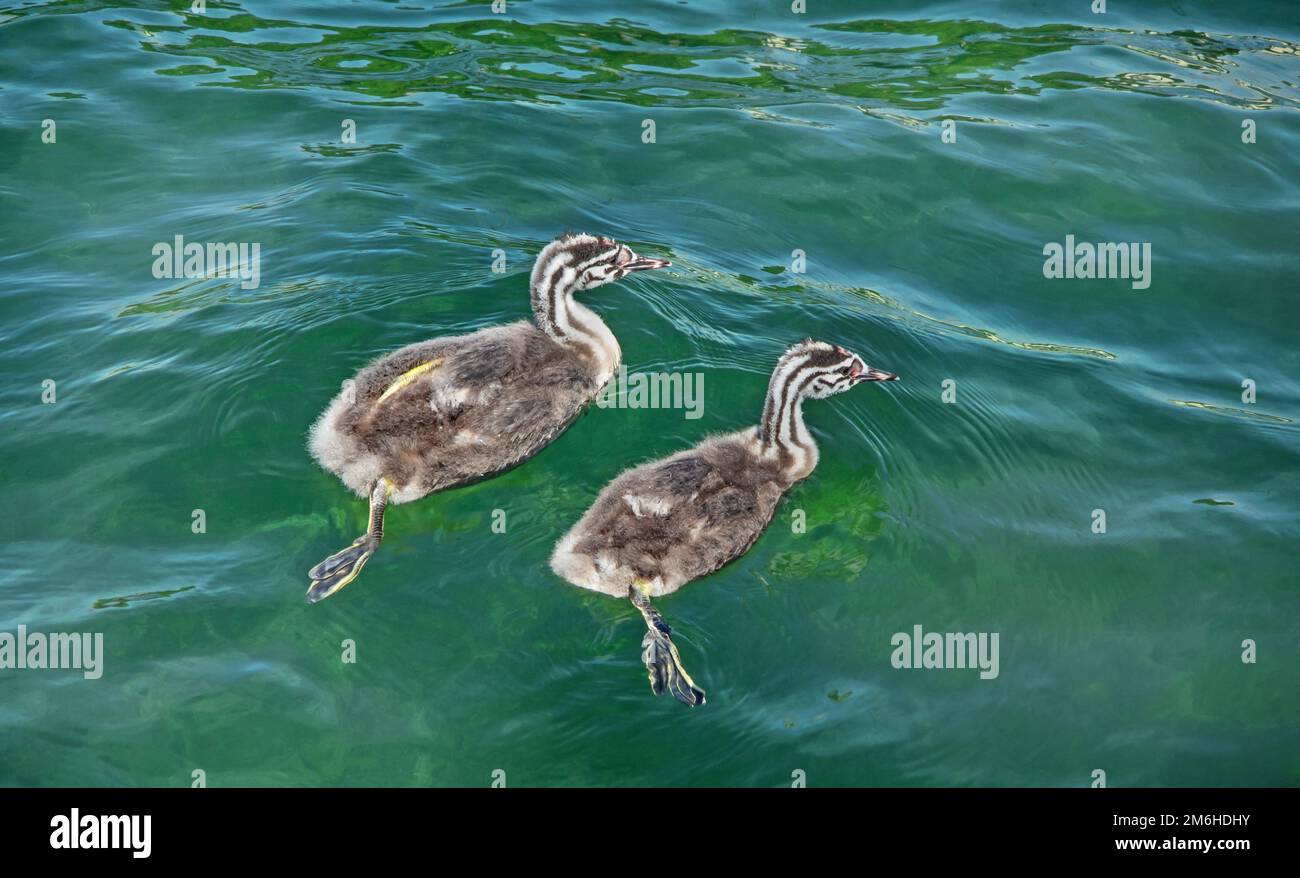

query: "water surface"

left=1, top=0, right=1298, bottom=786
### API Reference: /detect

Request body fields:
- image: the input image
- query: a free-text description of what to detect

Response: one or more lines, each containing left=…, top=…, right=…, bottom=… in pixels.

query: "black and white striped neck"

left=757, top=352, right=821, bottom=478
left=530, top=250, right=620, bottom=383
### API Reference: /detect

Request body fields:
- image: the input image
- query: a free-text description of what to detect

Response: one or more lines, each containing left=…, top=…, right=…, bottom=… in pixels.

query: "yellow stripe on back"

left=376, top=358, right=442, bottom=404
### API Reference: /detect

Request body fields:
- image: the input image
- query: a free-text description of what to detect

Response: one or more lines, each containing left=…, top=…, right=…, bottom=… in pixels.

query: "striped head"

left=777, top=339, right=898, bottom=400
left=530, top=233, right=671, bottom=295
left=758, top=338, right=898, bottom=462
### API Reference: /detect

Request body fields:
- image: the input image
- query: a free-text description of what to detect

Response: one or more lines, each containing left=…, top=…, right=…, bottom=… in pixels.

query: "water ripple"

left=3, top=7, right=1275, bottom=126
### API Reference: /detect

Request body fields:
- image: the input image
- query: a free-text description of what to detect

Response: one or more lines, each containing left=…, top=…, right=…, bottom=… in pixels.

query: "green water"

left=2, top=0, right=1298, bottom=787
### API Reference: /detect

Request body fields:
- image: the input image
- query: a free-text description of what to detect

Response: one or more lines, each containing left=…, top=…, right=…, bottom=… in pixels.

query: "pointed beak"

left=854, top=366, right=899, bottom=383
left=622, top=254, right=671, bottom=273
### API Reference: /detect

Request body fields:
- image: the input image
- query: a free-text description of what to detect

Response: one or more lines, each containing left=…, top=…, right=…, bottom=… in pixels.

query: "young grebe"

left=306, top=233, right=670, bottom=603
left=551, top=339, right=898, bottom=706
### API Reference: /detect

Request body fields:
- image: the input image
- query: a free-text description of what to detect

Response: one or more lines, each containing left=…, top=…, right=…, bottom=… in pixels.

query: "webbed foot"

left=307, top=537, right=377, bottom=603
left=306, top=479, right=392, bottom=604
left=632, top=587, right=706, bottom=707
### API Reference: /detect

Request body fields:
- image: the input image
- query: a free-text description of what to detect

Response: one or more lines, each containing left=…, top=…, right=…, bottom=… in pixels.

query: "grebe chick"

left=305, top=233, right=670, bottom=603
left=550, top=339, right=898, bottom=705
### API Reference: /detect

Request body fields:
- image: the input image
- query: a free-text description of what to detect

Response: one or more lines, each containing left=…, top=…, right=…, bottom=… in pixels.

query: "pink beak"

left=853, top=365, right=899, bottom=383
left=623, top=254, right=671, bottom=272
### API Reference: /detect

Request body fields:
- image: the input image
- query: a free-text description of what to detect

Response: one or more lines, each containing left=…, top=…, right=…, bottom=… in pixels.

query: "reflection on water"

left=13, top=5, right=1280, bottom=122
left=1168, top=398, right=1294, bottom=425
left=93, top=585, right=196, bottom=610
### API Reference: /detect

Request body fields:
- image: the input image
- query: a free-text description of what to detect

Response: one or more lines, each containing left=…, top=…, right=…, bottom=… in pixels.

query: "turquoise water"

left=1, top=0, right=1298, bottom=787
